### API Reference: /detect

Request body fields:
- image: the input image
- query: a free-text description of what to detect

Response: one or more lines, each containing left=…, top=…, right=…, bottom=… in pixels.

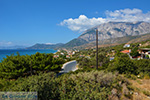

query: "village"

left=53, top=42, right=150, bottom=63
left=53, top=49, right=78, bottom=59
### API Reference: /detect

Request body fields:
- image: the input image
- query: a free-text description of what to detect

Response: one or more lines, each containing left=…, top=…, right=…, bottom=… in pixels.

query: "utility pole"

left=30, top=60, right=33, bottom=75
left=96, top=29, right=98, bottom=70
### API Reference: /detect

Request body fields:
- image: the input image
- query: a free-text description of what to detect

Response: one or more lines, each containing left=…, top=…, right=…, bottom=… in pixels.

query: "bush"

left=134, top=59, right=150, bottom=76
left=108, top=54, right=138, bottom=75
left=9, top=72, right=59, bottom=100
left=124, top=74, right=137, bottom=80
left=5, top=71, right=131, bottom=100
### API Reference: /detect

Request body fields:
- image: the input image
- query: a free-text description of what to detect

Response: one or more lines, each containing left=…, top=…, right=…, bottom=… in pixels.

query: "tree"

left=108, top=53, right=138, bottom=75
left=130, top=47, right=139, bottom=57
left=0, top=52, right=65, bottom=79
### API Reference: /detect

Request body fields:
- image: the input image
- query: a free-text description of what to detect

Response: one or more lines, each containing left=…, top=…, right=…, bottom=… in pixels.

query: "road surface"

left=59, top=60, right=77, bottom=75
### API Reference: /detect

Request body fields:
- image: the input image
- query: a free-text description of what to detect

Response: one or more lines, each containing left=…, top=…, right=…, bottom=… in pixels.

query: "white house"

left=123, top=44, right=130, bottom=48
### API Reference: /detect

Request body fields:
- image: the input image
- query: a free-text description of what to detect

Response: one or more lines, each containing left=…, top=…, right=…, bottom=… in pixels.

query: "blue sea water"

left=0, top=49, right=57, bottom=62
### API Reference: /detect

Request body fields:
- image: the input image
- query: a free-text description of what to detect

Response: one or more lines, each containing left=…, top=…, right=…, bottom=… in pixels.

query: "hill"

left=64, top=38, right=88, bottom=48
left=27, top=43, right=64, bottom=49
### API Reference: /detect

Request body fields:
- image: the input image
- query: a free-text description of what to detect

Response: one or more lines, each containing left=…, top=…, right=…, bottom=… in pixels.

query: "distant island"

left=0, top=45, right=26, bottom=49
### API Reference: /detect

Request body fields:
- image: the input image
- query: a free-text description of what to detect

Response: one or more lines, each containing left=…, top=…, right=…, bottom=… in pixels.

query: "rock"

left=122, top=83, right=129, bottom=95
left=79, top=21, right=150, bottom=42
left=111, top=88, right=118, bottom=95
left=108, top=88, right=119, bottom=100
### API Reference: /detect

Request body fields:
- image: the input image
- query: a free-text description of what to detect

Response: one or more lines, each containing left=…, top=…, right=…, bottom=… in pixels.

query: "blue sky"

left=0, top=0, right=150, bottom=46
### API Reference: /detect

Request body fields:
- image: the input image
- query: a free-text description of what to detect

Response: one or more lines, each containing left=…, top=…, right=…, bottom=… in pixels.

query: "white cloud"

left=0, top=41, right=13, bottom=46
left=120, top=8, right=142, bottom=15
left=106, top=8, right=142, bottom=17
left=60, top=15, right=106, bottom=32
left=60, top=8, right=150, bottom=32
left=105, top=8, right=149, bottom=22
left=45, top=43, right=54, bottom=45
left=7, top=42, right=12, bottom=45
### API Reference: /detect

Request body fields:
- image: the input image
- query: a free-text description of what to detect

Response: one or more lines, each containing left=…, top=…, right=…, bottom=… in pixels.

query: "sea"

left=0, top=49, right=57, bottom=62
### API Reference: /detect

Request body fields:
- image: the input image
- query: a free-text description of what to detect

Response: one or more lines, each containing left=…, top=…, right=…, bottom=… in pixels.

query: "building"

left=60, top=52, right=64, bottom=55
left=66, top=55, right=70, bottom=58
left=53, top=55, right=59, bottom=58
left=85, top=56, right=91, bottom=59
left=139, top=48, right=150, bottom=54
left=121, top=49, right=131, bottom=54
left=138, top=48, right=150, bottom=59
left=123, top=44, right=130, bottom=48
left=79, top=55, right=85, bottom=57
left=72, top=51, right=75, bottom=55
left=109, top=57, right=114, bottom=61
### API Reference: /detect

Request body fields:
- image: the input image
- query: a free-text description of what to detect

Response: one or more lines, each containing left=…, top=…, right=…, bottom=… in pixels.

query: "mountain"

left=80, top=21, right=150, bottom=42
left=27, top=43, right=64, bottom=49
left=27, top=21, right=150, bottom=49
left=64, top=38, right=88, bottom=48
left=64, top=21, right=150, bottom=48
left=74, top=33, right=150, bottom=49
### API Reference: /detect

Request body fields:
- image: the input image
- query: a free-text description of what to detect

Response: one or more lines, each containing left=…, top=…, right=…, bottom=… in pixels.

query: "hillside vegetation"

left=1, top=71, right=132, bottom=100
left=1, top=39, right=150, bottom=99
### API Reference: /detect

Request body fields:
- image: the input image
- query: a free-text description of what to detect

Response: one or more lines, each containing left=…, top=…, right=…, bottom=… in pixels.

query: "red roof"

left=121, top=50, right=130, bottom=54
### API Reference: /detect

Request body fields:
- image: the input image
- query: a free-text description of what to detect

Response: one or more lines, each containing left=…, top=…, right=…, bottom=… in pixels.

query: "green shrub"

left=9, top=72, right=59, bottom=100
left=143, top=90, right=150, bottom=96
left=108, top=54, right=138, bottom=75
left=5, top=71, right=131, bottom=100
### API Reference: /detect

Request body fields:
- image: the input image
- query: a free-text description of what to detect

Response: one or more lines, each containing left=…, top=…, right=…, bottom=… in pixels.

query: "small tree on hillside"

left=130, top=47, right=139, bottom=57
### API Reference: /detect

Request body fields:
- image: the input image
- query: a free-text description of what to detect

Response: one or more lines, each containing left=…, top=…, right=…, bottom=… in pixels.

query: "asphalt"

left=57, top=60, right=77, bottom=76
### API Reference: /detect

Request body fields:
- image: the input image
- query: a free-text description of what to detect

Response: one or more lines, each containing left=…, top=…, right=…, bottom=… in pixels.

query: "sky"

left=0, top=0, right=150, bottom=47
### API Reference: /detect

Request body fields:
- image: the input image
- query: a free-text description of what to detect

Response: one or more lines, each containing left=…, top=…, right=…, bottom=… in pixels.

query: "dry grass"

left=133, top=92, right=149, bottom=100
left=129, top=79, right=150, bottom=100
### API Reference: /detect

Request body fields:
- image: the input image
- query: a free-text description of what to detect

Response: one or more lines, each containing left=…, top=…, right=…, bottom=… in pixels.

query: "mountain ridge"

left=74, top=33, right=150, bottom=49
left=26, top=43, right=64, bottom=49
left=79, top=21, right=150, bottom=42
left=27, top=21, right=150, bottom=49
left=64, top=21, right=150, bottom=48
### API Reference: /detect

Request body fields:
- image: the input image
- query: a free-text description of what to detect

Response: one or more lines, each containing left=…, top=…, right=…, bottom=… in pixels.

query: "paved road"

left=59, top=60, right=77, bottom=75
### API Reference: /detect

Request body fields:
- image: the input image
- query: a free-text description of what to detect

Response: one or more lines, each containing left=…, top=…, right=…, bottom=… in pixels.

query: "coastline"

left=0, top=49, right=57, bottom=62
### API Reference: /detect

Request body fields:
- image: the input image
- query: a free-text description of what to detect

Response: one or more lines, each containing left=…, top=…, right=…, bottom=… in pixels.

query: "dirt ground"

left=129, top=79, right=150, bottom=100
